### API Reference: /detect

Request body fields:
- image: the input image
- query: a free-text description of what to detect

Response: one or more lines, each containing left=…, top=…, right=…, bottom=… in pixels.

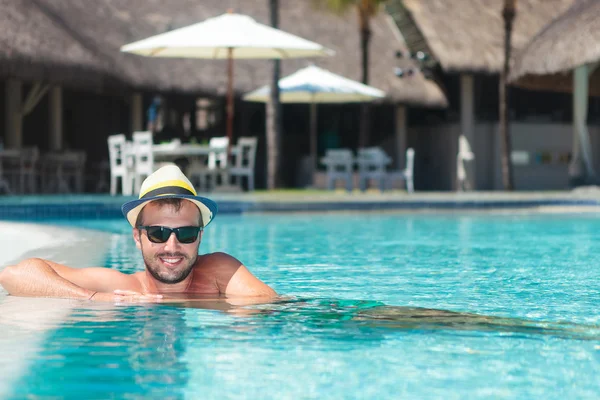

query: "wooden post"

left=266, top=0, right=282, bottom=189
left=572, top=65, right=595, bottom=181
left=130, top=92, right=143, bottom=133
left=395, top=104, right=407, bottom=170
left=310, top=100, right=318, bottom=171
left=226, top=47, right=234, bottom=148
left=5, top=80, right=23, bottom=149
left=499, top=0, right=516, bottom=190
left=49, top=86, right=63, bottom=151
left=460, top=74, right=475, bottom=190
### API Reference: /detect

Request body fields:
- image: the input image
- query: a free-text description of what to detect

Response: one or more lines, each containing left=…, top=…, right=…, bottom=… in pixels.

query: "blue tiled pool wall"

left=0, top=197, right=598, bottom=221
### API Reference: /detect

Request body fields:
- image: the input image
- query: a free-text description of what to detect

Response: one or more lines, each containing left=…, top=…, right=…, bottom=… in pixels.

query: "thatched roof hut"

left=0, top=0, right=122, bottom=89
left=1, top=0, right=447, bottom=107
left=510, top=0, right=600, bottom=96
left=387, top=0, right=574, bottom=73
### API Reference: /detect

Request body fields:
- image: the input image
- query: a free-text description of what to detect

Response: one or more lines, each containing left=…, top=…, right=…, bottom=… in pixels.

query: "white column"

left=570, top=65, right=595, bottom=181
left=130, top=93, right=143, bottom=132
left=5, top=80, right=23, bottom=149
left=460, top=74, right=476, bottom=190
left=49, top=86, right=63, bottom=151
left=395, top=105, right=407, bottom=169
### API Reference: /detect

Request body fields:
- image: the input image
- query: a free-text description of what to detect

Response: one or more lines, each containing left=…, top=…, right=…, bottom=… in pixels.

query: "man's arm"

left=209, top=253, right=277, bottom=298
left=0, top=258, right=139, bottom=300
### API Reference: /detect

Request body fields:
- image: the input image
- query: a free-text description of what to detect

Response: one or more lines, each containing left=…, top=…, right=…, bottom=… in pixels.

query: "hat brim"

left=122, top=194, right=218, bottom=228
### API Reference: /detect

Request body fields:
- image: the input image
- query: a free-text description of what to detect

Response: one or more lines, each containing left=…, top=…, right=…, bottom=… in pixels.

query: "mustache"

left=157, top=252, right=188, bottom=258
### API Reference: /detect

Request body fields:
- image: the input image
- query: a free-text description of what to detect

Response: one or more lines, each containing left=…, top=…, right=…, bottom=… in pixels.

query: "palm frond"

left=311, top=0, right=386, bottom=17
left=311, top=0, right=360, bottom=15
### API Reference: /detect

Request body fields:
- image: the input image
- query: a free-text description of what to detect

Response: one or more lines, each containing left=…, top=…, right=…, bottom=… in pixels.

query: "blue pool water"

left=5, top=212, right=600, bottom=399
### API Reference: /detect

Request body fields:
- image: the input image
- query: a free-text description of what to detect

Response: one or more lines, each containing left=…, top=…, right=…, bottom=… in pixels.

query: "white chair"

left=357, top=147, right=392, bottom=192
left=132, top=131, right=155, bottom=194
left=0, top=154, right=11, bottom=194
left=21, top=147, right=39, bottom=193
left=388, top=148, right=415, bottom=193
left=108, top=134, right=133, bottom=195
left=456, top=135, right=475, bottom=191
left=41, top=150, right=87, bottom=193
left=2, top=147, right=38, bottom=193
left=61, top=151, right=87, bottom=193
left=207, top=137, right=229, bottom=170
left=321, top=149, right=354, bottom=191
left=229, top=137, right=257, bottom=191
left=188, top=136, right=229, bottom=192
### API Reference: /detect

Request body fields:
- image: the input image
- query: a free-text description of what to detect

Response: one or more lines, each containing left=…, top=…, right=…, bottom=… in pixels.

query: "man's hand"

left=90, top=290, right=163, bottom=303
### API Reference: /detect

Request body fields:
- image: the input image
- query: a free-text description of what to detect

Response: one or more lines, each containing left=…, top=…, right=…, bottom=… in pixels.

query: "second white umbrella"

left=244, top=65, right=385, bottom=168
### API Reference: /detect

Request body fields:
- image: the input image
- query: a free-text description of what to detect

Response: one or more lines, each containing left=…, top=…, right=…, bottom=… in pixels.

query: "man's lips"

left=158, top=254, right=186, bottom=267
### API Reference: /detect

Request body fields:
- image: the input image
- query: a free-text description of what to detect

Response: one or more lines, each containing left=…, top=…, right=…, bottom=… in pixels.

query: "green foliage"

left=312, top=0, right=387, bottom=17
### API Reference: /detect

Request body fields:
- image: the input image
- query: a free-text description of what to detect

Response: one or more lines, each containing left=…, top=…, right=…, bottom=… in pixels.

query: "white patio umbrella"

left=244, top=65, right=385, bottom=168
left=121, top=12, right=333, bottom=144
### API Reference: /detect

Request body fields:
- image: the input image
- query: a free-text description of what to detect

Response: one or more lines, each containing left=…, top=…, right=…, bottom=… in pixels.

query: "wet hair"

left=135, top=198, right=203, bottom=227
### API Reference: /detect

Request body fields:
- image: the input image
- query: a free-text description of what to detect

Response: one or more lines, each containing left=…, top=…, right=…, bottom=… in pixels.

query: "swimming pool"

left=2, top=212, right=600, bottom=399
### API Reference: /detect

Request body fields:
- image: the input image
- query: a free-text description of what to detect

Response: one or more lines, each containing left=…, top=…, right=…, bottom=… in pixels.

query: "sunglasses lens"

left=175, top=227, right=200, bottom=244
left=140, top=226, right=201, bottom=244
left=146, top=226, right=170, bottom=243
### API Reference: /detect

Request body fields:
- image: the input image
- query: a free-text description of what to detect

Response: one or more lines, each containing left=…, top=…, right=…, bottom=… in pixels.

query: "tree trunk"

left=499, top=0, right=515, bottom=190
left=358, top=11, right=371, bottom=148
left=267, top=0, right=282, bottom=189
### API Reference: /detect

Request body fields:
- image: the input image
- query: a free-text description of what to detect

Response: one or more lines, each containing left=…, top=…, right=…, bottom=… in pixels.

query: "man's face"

left=133, top=200, right=202, bottom=284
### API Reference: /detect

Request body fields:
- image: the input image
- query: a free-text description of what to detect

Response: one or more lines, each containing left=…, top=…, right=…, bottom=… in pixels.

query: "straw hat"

left=121, top=164, right=218, bottom=228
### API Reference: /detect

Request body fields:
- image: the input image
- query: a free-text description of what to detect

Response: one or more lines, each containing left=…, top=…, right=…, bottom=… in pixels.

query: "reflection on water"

left=8, top=304, right=191, bottom=400
left=5, top=295, right=600, bottom=399
left=20, top=213, right=600, bottom=398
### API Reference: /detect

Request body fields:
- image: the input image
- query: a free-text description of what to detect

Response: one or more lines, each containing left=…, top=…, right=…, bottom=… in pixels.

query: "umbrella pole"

left=226, top=47, right=234, bottom=150
left=310, top=100, right=318, bottom=173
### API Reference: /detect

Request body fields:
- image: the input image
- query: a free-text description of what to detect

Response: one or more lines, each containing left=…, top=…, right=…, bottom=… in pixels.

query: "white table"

left=153, top=143, right=227, bottom=159
left=40, top=151, right=86, bottom=193
left=153, top=144, right=238, bottom=191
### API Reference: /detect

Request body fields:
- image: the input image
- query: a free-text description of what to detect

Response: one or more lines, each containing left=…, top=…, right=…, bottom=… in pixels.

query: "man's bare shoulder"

left=193, top=252, right=243, bottom=292
left=195, top=252, right=242, bottom=270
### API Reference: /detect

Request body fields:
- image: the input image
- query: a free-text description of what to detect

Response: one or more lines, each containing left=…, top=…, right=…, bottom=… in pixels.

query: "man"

left=0, top=165, right=277, bottom=302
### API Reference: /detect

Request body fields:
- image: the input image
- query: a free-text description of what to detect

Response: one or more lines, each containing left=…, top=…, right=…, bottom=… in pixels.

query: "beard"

left=143, top=251, right=197, bottom=284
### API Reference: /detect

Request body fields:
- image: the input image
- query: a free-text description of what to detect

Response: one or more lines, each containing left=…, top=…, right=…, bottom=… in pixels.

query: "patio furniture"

left=188, top=137, right=229, bottom=192
left=132, top=131, right=155, bottom=194
left=21, top=147, right=39, bottom=193
left=356, top=147, right=392, bottom=192
left=0, top=151, right=12, bottom=194
left=207, top=137, right=229, bottom=170
left=0, top=148, right=38, bottom=193
left=41, top=150, right=86, bottom=193
left=229, top=137, right=257, bottom=191
left=388, top=148, right=415, bottom=193
left=108, top=134, right=133, bottom=195
left=243, top=65, right=385, bottom=173
left=321, top=148, right=354, bottom=191
left=456, top=135, right=475, bottom=191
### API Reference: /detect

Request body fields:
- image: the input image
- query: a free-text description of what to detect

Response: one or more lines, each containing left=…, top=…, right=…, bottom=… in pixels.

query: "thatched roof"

left=0, top=0, right=447, bottom=107
left=0, top=0, right=122, bottom=89
left=510, top=0, right=600, bottom=95
left=388, top=0, right=574, bottom=74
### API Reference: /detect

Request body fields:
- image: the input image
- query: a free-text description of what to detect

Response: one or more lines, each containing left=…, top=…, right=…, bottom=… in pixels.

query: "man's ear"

left=133, top=228, right=142, bottom=250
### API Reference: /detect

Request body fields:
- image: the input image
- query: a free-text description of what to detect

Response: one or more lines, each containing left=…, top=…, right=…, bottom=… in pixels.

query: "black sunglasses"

left=138, top=225, right=202, bottom=244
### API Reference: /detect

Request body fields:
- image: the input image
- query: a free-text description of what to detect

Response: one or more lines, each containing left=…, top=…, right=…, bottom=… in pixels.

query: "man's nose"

left=163, top=233, right=180, bottom=250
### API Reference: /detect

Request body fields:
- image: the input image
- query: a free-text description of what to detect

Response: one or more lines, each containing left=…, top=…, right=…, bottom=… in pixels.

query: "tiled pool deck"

left=1, top=188, right=600, bottom=219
